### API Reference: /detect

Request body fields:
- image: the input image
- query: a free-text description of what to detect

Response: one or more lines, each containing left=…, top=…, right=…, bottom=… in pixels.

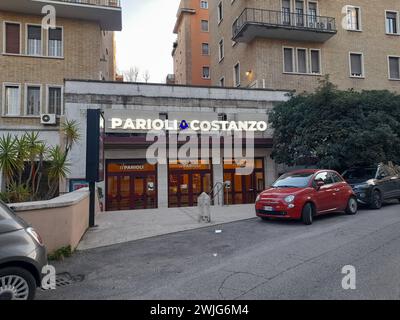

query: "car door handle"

left=335, top=189, right=340, bottom=192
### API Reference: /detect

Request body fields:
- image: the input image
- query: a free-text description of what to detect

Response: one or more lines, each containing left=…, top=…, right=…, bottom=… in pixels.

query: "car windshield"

left=272, top=172, right=314, bottom=188
left=342, top=168, right=376, bottom=180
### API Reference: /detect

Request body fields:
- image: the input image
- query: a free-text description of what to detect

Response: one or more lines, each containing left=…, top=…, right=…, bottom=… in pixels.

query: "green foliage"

left=270, top=79, right=400, bottom=171
left=0, top=120, right=79, bottom=203
left=48, top=246, right=73, bottom=261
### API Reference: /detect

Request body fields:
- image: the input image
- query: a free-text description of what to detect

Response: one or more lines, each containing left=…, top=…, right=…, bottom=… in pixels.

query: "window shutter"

left=49, top=28, right=62, bottom=41
left=6, top=23, right=20, bottom=54
left=389, top=57, right=400, bottom=79
left=311, top=50, right=320, bottom=73
left=284, top=48, right=293, bottom=72
left=297, top=49, right=307, bottom=73
left=28, top=26, right=41, bottom=40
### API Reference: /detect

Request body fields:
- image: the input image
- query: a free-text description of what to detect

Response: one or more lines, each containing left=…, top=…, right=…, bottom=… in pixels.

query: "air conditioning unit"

left=41, top=114, right=56, bottom=125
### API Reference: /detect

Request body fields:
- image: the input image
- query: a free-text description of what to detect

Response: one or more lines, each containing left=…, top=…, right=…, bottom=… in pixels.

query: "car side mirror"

left=315, top=181, right=325, bottom=190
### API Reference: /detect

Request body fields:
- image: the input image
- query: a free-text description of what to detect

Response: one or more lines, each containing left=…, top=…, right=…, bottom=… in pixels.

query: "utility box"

left=198, top=192, right=211, bottom=223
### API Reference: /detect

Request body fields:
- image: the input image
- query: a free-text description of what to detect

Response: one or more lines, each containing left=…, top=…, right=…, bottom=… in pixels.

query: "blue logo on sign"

left=179, top=120, right=189, bottom=130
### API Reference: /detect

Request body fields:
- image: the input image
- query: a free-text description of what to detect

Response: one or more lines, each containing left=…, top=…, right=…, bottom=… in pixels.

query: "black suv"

left=342, top=163, right=400, bottom=209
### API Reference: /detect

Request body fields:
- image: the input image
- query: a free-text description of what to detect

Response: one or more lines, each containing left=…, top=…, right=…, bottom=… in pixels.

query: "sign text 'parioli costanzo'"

left=109, top=118, right=268, bottom=132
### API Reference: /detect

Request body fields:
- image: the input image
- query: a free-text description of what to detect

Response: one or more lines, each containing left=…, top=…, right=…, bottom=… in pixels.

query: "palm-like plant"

left=0, top=134, right=19, bottom=186
left=61, top=120, right=80, bottom=154
left=46, top=145, right=70, bottom=199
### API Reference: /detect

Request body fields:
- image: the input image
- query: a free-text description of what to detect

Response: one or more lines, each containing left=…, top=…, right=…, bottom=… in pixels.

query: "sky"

left=115, top=0, right=181, bottom=83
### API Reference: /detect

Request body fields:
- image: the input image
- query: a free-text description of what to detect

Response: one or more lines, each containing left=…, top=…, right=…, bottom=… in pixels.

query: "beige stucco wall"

left=12, top=190, right=90, bottom=253
left=210, top=0, right=400, bottom=92
left=0, top=10, right=115, bottom=128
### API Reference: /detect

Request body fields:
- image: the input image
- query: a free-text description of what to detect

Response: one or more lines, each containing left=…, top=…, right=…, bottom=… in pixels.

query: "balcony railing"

left=47, top=0, right=121, bottom=8
left=233, top=8, right=336, bottom=42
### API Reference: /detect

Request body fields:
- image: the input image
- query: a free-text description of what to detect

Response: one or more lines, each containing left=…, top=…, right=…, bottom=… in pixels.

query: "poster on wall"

left=70, top=179, right=90, bottom=192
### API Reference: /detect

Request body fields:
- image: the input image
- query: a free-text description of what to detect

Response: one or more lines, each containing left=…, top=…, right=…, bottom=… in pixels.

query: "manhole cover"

left=40, top=272, right=85, bottom=291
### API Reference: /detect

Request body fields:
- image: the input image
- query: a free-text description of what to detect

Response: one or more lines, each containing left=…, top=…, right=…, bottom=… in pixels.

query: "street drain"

left=40, top=272, right=85, bottom=291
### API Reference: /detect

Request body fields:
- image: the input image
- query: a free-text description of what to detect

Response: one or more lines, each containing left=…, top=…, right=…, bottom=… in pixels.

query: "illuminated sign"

left=109, top=118, right=268, bottom=132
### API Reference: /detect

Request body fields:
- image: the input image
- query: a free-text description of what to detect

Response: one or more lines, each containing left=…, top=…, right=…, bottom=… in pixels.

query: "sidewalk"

left=77, top=204, right=255, bottom=250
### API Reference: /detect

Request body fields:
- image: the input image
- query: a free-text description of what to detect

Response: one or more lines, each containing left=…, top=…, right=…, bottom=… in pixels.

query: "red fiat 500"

left=255, top=169, right=358, bottom=225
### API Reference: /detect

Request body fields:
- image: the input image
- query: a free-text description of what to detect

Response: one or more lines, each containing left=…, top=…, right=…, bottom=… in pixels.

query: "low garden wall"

left=11, top=188, right=90, bottom=253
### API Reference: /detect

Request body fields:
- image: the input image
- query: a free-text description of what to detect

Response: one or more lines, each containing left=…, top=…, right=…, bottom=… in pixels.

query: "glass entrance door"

left=107, top=175, right=132, bottom=211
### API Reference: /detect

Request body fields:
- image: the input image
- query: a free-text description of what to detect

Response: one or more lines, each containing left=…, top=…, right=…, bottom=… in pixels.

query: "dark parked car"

left=342, top=163, right=400, bottom=209
left=0, top=200, right=47, bottom=300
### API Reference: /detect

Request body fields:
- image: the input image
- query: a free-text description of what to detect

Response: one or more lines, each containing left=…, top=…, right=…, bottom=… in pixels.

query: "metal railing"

left=233, top=8, right=336, bottom=39
left=46, top=0, right=121, bottom=8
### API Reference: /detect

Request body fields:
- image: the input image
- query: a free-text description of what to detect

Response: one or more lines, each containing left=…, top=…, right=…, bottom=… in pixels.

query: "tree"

left=143, top=70, right=150, bottom=83
left=0, top=120, right=80, bottom=203
left=269, top=79, right=400, bottom=172
left=123, top=66, right=139, bottom=82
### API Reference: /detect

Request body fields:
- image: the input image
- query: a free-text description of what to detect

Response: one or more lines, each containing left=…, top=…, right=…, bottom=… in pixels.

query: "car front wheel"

left=346, top=197, right=358, bottom=215
left=302, top=203, right=313, bottom=225
left=370, top=190, right=383, bottom=210
left=0, top=267, right=36, bottom=301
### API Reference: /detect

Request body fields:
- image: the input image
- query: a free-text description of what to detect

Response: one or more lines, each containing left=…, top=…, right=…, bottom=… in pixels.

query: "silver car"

left=0, top=200, right=47, bottom=300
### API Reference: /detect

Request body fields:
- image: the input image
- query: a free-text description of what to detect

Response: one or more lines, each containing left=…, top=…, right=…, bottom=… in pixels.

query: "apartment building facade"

left=0, top=0, right=122, bottom=191
left=172, top=0, right=212, bottom=85
left=210, top=0, right=400, bottom=92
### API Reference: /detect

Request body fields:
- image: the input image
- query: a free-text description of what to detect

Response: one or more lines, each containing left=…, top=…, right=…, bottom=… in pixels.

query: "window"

left=48, top=27, right=63, bottom=57
left=349, top=53, right=364, bottom=77
left=308, top=2, right=317, bottom=24
left=282, top=0, right=291, bottom=25
left=283, top=48, right=294, bottom=73
left=47, top=87, right=62, bottom=115
left=218, top=113, right=227, bottom=121
left=313, top=172, right=333, bottom=186
left=219, top=77, right=225, bottom=87
left=201, top=20, right=209, bottom=32
left=159, top=113, right=168, bottom=120
left=295, top=0, right=305, bottom=27
left=219, top=39, right=224, bottom=61
left=386, top=11, right=398, bottom=34
left=27, top=25, right=42, bottom=56
left=310, top=49, right=321, bottom=74
left=4, top=23, right=20, bottom=54
left=202, top=43, right=209, bottom=55
left=26, top=86, right=41, bottom=116
left=202, top=66, right=210, bottom=79
left=234, top=62, right=240, bottom=87
left=388, top=56, right=400, bottom=80
left=346, top=6, right=361, bottom=31
left=297, top=48, right=307, bottom=73
left=218, top=2, right=223, bottom=23
left=4, top=85, right=20, bottom=116
left=200, top=1, right=208, bottom=9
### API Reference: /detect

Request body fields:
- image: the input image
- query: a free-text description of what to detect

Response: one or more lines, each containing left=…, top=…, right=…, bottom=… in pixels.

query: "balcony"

left=233, top=8, right=336, bottom=43
left=0, top=0, right=122, bottom=30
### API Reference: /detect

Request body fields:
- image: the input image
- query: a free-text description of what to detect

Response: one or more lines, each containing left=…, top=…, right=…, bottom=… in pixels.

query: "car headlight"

left=256, top=194, right=261, bottom=202
left=284, top=195, right=295, bottom=203
left=26, top=227, right=44, bottom=246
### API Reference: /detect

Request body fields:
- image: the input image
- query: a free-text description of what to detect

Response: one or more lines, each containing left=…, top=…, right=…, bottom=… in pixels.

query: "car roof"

left=285, top=169, right=333, bottom=175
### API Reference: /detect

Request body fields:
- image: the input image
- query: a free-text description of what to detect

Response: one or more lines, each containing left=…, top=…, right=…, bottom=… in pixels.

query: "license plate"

left=264, top=206, right=274, bottom=212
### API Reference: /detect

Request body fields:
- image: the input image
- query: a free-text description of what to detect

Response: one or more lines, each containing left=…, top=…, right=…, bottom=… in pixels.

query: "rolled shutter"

left=6, top=23, right=20, bottom=54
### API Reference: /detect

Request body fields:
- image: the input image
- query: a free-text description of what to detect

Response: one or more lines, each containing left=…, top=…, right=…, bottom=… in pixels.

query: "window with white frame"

left=218, top=2, right=223, bottom=23
left=202, top=43, right=210, bottom=55
left=386, top=11, right=399, bottom=34
left=26, top=85, right=41, bottom=116
left=4, top=85, right=20, bottom=116
left=219, top=39, right=224, bottom=61
left=219, top=77, right=225, bottom=87
left=48, top=27, right=63, bottom=57
left=201, top=20, right=209, bottom=32
left=47, top=87, right=63, bottom=115
left=297, top=48, right=307, bottom=73
left=200, top=1, right=208, bottom=9
left=349, top=53, right=364, bottom=77
left=346, top=6, right=361, bottom=31
left=202, top=66, right=210, bottom=79
left=27, top=25, right=42, bottom=56
left=388, top=56, right=400, bottom=80
left=234, top=62, right=240, bottom=87
left=284, top=47, right=321, bottom=74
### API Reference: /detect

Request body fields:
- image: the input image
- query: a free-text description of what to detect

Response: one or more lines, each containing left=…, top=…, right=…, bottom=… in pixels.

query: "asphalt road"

left=38, top=202, right=400, bottom=300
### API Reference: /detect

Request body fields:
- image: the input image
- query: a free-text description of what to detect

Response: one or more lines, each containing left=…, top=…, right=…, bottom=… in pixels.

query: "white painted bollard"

left=198, top=192, right=211, bottom=223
